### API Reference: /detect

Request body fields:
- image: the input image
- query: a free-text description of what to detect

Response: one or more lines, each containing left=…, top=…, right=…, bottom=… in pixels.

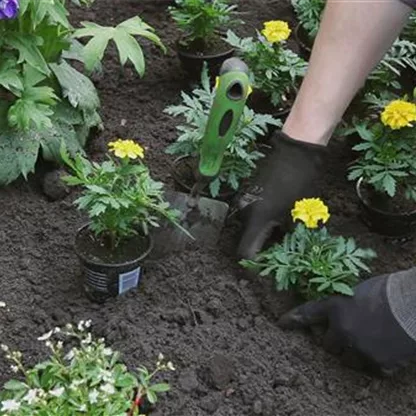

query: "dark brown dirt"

left=75, top=227, right=150, bottom=264
left=1, top=1, right=416, bottom=415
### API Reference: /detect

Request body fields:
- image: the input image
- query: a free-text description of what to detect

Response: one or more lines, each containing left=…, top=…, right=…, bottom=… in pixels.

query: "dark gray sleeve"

left=387, top=268, right=416, bottom=342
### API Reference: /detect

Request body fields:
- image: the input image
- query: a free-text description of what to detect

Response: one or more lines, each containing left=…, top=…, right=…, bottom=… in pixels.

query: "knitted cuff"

left=387, top=268, right=416, bottom=342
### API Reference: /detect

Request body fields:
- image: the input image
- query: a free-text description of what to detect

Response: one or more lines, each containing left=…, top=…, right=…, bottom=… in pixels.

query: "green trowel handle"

left=198, top=58, right=251, bottom=178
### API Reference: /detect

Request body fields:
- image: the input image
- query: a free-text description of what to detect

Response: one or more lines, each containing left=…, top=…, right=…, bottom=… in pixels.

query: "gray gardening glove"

left=237, top=131, right=326, bottom=260
left=278, top=268, right=416, bottom=375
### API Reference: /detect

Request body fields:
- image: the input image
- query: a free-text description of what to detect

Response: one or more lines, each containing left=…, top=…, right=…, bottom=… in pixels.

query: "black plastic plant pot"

left=176, top=38, right=235, bottom=80
left=171, top=155, right=236, bottom=201
left=356, top=178, right=416, bottom=238
left=74, top=224, right=153, bottom=303
left=294, top=23, right=313, bottom=60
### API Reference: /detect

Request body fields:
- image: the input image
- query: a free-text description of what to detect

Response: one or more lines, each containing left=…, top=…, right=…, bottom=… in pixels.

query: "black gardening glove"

left=278, top=268, right=416, bottom=375
left=237, top=131, right=326, bottom=259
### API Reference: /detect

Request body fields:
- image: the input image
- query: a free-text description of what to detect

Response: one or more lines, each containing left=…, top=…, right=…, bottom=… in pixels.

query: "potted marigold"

left=226, top=21, right=307, bottom=118
left=169, top=0, right=241, bottom=78
left=164, top=66, right=280, bottom=199
left=241, top=198, right=376, bottom=300
left=0, top=321, right=175, bottom=415
left=61, top=140, right=184, bottom=302
left=348, top=96, right=416, bottom=237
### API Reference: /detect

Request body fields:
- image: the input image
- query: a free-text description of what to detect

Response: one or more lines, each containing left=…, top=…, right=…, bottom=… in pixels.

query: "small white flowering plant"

left=0, top=321, right=174, bottom=415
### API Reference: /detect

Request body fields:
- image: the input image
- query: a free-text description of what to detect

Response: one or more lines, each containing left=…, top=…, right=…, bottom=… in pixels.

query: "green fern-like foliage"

left=164, top=66, right=281, bottom=197
left=0, top=0, right=164, bottom=185
left=291, top=0, right=325, bottom=39
left=368, top=39, right=416, bottom=92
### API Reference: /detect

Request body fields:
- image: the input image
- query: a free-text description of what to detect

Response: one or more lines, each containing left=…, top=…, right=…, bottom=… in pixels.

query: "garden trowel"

left=156, top=58, right=251, bottom=252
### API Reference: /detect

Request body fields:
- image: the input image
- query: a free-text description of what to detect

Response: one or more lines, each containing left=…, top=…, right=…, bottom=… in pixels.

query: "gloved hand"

left=237, top=131, right=327, bottom=259
left=278, top=268, right=416, bottom=375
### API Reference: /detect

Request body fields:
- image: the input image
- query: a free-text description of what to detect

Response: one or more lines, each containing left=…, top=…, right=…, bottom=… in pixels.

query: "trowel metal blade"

left=151, top=190, right=229, bottom=255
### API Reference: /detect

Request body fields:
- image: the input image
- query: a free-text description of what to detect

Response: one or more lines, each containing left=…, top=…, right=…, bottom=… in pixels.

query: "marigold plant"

left=0, top=321, right=174, bottom=415
left=241, top=198, right=376, bottom=299
left=348, top=96, right=416, bottom=201
left=226, top=22, right=307, bottom=107
left=61, top=140, right=185, bottom=249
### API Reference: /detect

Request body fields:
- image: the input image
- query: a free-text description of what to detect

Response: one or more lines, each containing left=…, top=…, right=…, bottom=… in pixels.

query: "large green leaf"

left=74, top=16, right=165, bottom=75
left=50, top=61, right=100, bottom=111
left=6, top=34, right=50, bottom=76
left=0, top=60, right=23, bottom=93
left=0, top=129, right=40, bottom=185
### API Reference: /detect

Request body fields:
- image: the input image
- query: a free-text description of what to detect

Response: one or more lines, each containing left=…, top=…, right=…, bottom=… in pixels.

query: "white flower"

left=65, top=349, right=75, bottom=361
left=1, top=399, right=20, bottom=412
left=0, top=301, right=6, bottom=308
left=10, top=365, right=19, bottom=373
left=1, top=344, right=9, bottom=352
left=99, top=369, right=113, bottom=382
left=158, top=353, right=164, bottom=361
left=37, top=330, right=53, bottom=341
left=23, top=389, right=38, bottom=405
left=167, top=361, right=176, bottom=371
left=85, top=320, right=92, bottom=328
left=88, top=389, right=99, bottom=404
left=100, top=383, right=115, bottom=395
left=56, top=341, right=63, bottom=350
left=45, top=341, right=52, bottom=349
left=70, top=380, right=84, bottom=390
left=54, top=327, right=61, bottom=333
left=49, top=387, right=65, bottom=397
left=103, top=347, right=113, bottom=356
left=81, top=333, right=92, bottom=345
left=79, top=404, right=87, bottom=412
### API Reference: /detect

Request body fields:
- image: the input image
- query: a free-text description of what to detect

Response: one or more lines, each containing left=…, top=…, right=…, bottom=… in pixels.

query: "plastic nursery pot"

left=294, top=23, right=313, bottom=60
left=176, top=36, right=235, bottom=80
left=75, top=224, right=153, bottom=303
left=356, top=177, right=416, bottom=238
left=171, top=155, right=237, bottom=201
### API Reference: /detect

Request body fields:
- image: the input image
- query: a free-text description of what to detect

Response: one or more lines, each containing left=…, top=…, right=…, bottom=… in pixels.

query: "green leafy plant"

left=348, top=97, right=416, bottom=202
left=0, top=321, right=175, bottom=415
left=164, top=66, right=281, bottom=197
left=291, top=0, right=325, bottom=39
left=226, top=23, right=307, bottom=107
left=241, top=198, right=376, bottom=299
left=0, top=0, right=165, bottom=185
left=367, top=39, right=416, bottom=92
left=61, top=139, right=186, bottom=249
left=169, top=0, right=240, bottom=47
left=403, top=11, right=416, bottom=42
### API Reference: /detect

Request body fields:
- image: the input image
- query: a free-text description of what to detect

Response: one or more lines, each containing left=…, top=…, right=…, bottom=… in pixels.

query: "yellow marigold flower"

left=108, top=139, right=144, bottom=159
left=381, top=100, right=416, bottom=130
left=291, top=198, right=330, bottom=229
left=261, top=20, right=291, bottom=44
left=247, top=84, right=253, bottom=97
left=215, top=76, right=220, bottom=90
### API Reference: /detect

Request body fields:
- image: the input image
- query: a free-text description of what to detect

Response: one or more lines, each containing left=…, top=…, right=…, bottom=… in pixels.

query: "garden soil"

left=1, top=1, right=416, bottom=415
